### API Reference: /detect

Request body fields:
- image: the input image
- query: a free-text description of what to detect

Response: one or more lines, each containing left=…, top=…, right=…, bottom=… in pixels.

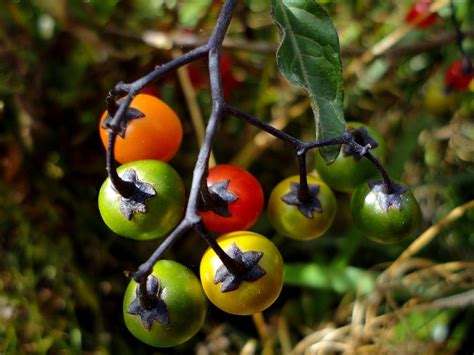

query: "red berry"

left=405, top=0, right=438, bottom=28
left=185, top=52, right=240, bottom=99
left=198, top=164, right=264, bottom=234
left=220, top=52, right=241, bottom=99
left=187, top=61, right=208, bottom=90
left=444, top=58, right=473, bottom=92
left=140, top=84, right=160, bottom=97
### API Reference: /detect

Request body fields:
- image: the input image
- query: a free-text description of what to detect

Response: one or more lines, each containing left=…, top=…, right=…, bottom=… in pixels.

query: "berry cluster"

left=92, top=0, right=459, bottom=349
left=97, top=94, right=423, bottom=348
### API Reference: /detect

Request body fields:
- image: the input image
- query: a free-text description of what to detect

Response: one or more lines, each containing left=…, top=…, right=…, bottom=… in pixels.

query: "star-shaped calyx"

left=127, top=275, right=170, bottom=330
left=199, top=179, right=238, bottom=217
left=282, top=182, right=322, bottom=218
left=118, top=169, right=157, bottom=220
left=101, top=103, right=145, bottom=138
left=368, top=180, right=408, bottom=212
left=342, top=126, right=379, bottom=161
left=214, top=243, right=266, bottom=293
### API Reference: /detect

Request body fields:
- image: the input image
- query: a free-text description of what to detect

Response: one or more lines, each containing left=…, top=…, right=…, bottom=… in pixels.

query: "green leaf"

left=271, top=0, right=345, bottom=162
left=284, top=263, right=377, bottom=295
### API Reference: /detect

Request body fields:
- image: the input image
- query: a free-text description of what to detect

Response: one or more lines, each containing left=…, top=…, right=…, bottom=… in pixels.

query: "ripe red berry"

left=405, top=0, right=438, bottom=28
left=444, top=58, right=473, bottom=92
left=187, top=61, right=208, bottom=90
left=198, top=164, right=264, bottom=234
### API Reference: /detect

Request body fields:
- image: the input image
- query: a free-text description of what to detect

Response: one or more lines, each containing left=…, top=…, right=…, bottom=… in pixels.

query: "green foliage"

left=272, top=0, right=345, bottom=162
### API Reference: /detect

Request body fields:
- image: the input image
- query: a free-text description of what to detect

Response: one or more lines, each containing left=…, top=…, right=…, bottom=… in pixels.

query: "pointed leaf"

left=271, top=0, right=345, bottom=162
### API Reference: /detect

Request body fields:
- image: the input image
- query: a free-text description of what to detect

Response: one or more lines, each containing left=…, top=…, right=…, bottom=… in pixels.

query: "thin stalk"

left=342, top=136, right=395, bottom=193
left=184, top=0, right=238, bottom=214
left=106, top=132, right=134, bottom=198
left=133, top=220, right=193, bottom=282
left=106, top=44, right=211, bottom=134
left=137, top=279, right=156, bottom=310
left=105, top=89, right=119, bottom=118
left=224, top=104, right=304, bottom=147
left=199, top=171, right=216, bottom=208
left=364, top=152, right=395, bottom=192
left=185, top=98, right=224, bottom=214
left=195, top=223, right=247, bottom=276
left=304, top=134, right=349, bottom=150
left=225, top=104, right=396, bottom=194
left=307, top=133, right=395, bottom=193
left=132, top=0, right=238, bottom=280
left=297, top=151, right=310, bottom=202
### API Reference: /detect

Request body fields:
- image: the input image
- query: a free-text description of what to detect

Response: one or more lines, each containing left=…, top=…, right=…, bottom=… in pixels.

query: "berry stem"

left=296, top=151, right=311, bottom=203
left=133, top=220, right=193, bottom=282
left=304, top=134, right=350, bottom=150
left=364, top=152, right=395, bottom=193
left=340, top=134, right=395, bottom=193
left=105, top=132, right=135, bottom=198
left=195, top=223, right=247, bottom=276
left=137, top=278, right=156, bottom=310
left=199, top=170, right=215, bottom=208
left=105, top=89, right=119, bottom=118
left=224, top=104, right=304, bottom=146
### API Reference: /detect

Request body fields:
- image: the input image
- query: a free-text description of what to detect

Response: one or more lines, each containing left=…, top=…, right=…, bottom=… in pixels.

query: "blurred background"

left=0, top=0, right=473, bottom=354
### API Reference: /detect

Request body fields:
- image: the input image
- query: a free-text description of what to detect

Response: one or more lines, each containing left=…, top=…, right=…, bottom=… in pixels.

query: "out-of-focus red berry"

left=444, top=58, right=473, bottom=92
left=187, top=62, right=208, bottom=90
left=405, top=0, right=438, bottom=28
left=186, top=52, right=241, bottom=99
left=140, top=84, right=160, bottom=97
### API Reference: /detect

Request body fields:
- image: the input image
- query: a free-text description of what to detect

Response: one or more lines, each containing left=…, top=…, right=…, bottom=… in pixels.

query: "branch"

left=224, top=104, right=304, bottom=148
left=173, top=49, right=217, bottom=167
left=133, top=0, right=238, bottom=281
left=104, top=27, right=474, bottom=58
left=121, top=0, right=397, bottom=281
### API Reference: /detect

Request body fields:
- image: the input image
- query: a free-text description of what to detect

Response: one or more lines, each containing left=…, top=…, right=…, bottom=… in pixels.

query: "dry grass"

left=288, top=200, right=474, bottom=354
